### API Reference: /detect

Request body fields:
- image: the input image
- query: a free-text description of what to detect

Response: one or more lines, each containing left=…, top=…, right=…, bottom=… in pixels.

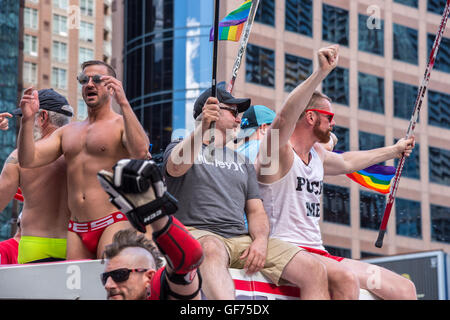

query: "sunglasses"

left=100, top=268, right=148, bottom=286
left=307, top=108, right=334, bottom=122
left=219, top=104, right=239, bottom=118
left=77, top=73, right=103, bottom=85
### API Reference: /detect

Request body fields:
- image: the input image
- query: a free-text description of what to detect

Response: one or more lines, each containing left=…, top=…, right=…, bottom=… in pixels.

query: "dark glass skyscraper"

left=123, top=0, right=213, bottom=154
left=0, top=0, right=20, bottom=239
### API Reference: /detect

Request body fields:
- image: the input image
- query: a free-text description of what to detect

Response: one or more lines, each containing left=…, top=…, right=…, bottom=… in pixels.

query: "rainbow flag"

left=210, top=0, right=252, bottom=42
left=334, top=151, right=396, bottom=194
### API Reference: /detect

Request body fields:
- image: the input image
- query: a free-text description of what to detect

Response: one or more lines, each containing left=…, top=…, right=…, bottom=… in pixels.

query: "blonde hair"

left=299, top=91, right=332, bottom=120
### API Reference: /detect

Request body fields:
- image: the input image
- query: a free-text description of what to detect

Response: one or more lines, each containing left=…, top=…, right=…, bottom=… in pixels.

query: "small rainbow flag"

left=334, top=151, right=396, bottom=194
left=210, top=0, right=252, bottom=42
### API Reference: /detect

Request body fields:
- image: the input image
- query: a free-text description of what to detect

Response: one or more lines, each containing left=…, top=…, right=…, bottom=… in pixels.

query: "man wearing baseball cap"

left=163, top=83, right=330, bottom=300
left=236, top=105, right=276, bottom=163
left=0, top=88, right=73, bottom=263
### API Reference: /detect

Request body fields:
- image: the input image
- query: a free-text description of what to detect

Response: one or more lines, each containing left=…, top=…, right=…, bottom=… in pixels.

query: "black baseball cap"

left=13, top=88, right=73, bottom=117
left=193, top=82, right=251, bottom=119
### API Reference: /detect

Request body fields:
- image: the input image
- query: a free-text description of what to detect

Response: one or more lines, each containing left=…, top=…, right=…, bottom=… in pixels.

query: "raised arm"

left=17, top=88, right=63, bottom=168
left=102, top=76, right=150, bottom=159
left=321, top=137, right=415, bottom=176
left=0, top=151, right=20, bottom=212
left=166, top=97, right=220, bottom=177
left=257, top=45, right=339, bottom=178
left=271, top=45, right=339, bottom=148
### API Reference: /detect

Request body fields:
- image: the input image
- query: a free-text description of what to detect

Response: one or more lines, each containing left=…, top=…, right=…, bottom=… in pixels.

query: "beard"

left=33, top=118, right=43, bottom=141
left=313, top=118, right=331, bottom=143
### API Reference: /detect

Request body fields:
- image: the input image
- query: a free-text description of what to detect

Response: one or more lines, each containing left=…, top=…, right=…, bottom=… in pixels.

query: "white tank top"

left=259, top=148, right=324, bottom=250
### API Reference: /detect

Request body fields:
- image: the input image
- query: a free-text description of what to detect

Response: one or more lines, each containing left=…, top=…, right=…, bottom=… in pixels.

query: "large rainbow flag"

left=209, top=0, right=252, bottom=42
left=334, top=151, right=396, bottom=194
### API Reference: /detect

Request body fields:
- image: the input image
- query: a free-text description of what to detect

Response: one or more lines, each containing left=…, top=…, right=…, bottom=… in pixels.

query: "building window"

left=393, top=23, right=418, bottom=65
left=394, top=140, right=420, bottom=179
left=53, top=0, right=68, bottom=10
left=254, top=0, right=275, bottom=26
left=430, top=203, right=450, bottom=243
left=428, top=0, right=448, bottom=15
left=322, top=66, right=349, bottom=105
left=24, top=34, right=38, bottom=56
left=333, top=126, right=350, bottom=152
left=359, top=131, right=385, bottom=165
left=51, top=67, right=67, bottom=89
left=393, top=81, right=418, bottom=120
left=360, top=190, right=385, bottom=230
left=24, top=8, right=38, bottom=30
left=428, top=89, right=450, bottom=129
left=394, top=0, right=418, bottom=7
left=23, top=61, right=37, bottom=85
left=77, top=99, right=87, bottom=120
left=429, top=146, right=450, bottom=186
left=80, top=0, right=95, bottom=17
left=358, top=14, right=384, bottom=56
left=79, top=47, right=94, bottom=64
left=246, top=43, right=275, bottom=87
left=396, top=198, right=421, bottom=238
left=285, top=0, right=313, bottom=37
left=428, top=33, right=450, bottom=73
left=323, top=184, right=350, bottom=225
left=322, top=4, right=349, bottom=46
left=284, top=53, right=312, bottom=92
left=358, top=72, right=384, bottom=114
left=80, top=21, right=94, bottom=42
left=53, top=14, right=68, bottom=36
left=52, top=41, right=67, bottom=63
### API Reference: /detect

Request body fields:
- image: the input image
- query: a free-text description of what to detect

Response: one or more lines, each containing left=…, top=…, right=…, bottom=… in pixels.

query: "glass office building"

left=123, top=0, right=213, bottom=154
left=0, top=0, right=20, bottom=239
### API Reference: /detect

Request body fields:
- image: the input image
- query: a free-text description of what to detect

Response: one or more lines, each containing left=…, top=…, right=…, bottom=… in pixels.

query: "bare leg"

left=310, top=254, right=360, bottom=299
left=66, top=231, right=96, bottom=260
left=281, top=251, right=330, bottom=300
left=340, top=258, right=417, bottom=300
left=197, top=235, right=235, bottom=300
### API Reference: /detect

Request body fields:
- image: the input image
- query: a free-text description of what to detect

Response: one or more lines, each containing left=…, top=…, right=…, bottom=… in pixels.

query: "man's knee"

left=198, top=236, right=228, bottom=263
left=331, top=268, right=360, bottom=299
left=396, top=277, right=417, bottom=300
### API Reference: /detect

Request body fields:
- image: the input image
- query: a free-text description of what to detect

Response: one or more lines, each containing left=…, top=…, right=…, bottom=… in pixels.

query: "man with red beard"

left=17, top=61, right=149, bottom=260
left=255, top=45, right=417, bottom=300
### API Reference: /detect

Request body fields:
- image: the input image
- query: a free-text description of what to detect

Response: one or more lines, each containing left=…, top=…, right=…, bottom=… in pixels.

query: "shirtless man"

left=0, top=89, right=72, bottom=263
left=17, top=61, right=150, bottom=259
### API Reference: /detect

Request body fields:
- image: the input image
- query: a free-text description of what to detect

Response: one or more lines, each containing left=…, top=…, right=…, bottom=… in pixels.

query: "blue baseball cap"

left=237, top=105, right=276, bottom=140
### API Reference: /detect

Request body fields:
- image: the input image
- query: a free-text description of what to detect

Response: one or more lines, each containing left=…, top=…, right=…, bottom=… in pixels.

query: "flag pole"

left=375, top=0, right=450, bottom=248
left=208, top=0, right=220, bottom=159
left=227, top=0, right=260, bottom=93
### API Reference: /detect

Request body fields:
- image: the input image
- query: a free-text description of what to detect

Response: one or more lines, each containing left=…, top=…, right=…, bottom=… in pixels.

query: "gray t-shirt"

left=163, top=140, right=261, bottom=238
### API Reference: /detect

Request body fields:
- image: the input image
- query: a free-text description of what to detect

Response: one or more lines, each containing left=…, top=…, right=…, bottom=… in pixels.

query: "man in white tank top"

left=255, top=44, right=417, bottom=300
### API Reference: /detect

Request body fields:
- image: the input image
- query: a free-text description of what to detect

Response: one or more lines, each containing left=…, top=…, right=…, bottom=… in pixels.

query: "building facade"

left=22, top=0, right=113, bottom=121
left=119, top=0, right=450, bottom=258
left=0, top=0, right=21, bottom=239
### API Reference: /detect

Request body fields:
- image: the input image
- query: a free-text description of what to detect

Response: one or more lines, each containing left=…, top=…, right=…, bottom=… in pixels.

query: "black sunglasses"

left=77, top=73, right=103, bottom=85
left=219, top=104, right=239, bottom=118
left=100, top=268, right=148, bottom=286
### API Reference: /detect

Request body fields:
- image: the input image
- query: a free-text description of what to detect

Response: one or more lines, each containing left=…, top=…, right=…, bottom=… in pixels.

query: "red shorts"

left=68, top=211, right=128, bottom=254
left=300, top=246, right=345, bottom=262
